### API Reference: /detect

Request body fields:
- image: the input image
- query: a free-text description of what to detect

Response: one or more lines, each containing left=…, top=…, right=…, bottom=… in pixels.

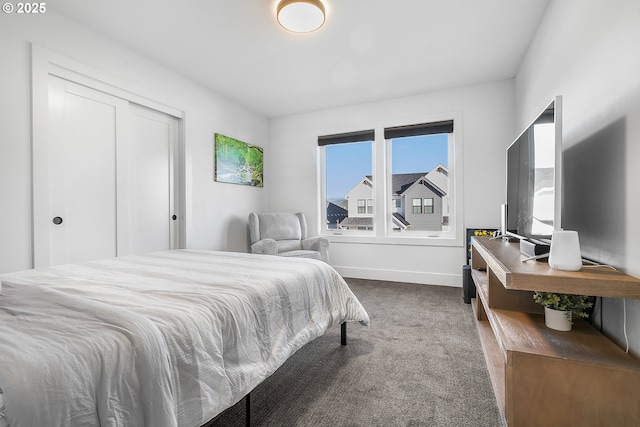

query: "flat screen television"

left=505, top=96, right=562, bottom=244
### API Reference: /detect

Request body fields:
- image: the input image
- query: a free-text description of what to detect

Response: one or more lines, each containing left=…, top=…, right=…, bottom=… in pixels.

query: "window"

left=423, top=198, right=434, bottom=214
left=411, top=198, right=435, bottom=214
left=320, top=118, right=458, bottom=241
left=319, top=130, right=374, bottom=232
left=387, top=120, right=452, bottom=234
left=412, top=198, right=422, bottom=214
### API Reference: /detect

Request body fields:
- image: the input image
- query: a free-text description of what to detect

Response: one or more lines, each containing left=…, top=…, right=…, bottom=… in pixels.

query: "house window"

left=412, top=198, right=422, bottom=214
left=386, top=120, right=452, bottom=234
left=423, top=198, right=434, bottom=214
left=319, top=130, right=374, bottom=232
left=411, top=198, right=434, bottom=214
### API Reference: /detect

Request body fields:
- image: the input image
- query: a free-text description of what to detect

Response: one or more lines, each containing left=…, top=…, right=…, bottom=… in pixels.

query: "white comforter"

left=0, top=250, right=369, bottom=427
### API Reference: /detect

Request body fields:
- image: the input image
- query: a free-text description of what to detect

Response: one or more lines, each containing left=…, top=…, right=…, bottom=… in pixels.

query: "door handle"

left=52, top=217, right=63, bottom=225
left=172, top=215, right=177, bottom=220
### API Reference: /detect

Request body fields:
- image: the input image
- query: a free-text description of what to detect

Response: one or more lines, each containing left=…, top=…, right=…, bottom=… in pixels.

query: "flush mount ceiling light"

left=277, top=0, right=326, bottom=33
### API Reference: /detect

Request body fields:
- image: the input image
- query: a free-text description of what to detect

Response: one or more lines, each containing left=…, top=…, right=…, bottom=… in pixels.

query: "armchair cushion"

left=276, top=239, right=303, bottom=253
left=251, top=238, right=278, bottom=256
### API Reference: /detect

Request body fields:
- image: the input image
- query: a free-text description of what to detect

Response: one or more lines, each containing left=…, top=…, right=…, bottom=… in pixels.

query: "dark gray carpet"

left=206, top=278, right=503, bottom=427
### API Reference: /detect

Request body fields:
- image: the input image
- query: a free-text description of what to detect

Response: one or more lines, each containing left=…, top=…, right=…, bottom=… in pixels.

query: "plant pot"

left=544, top=307, right=572, bottom=331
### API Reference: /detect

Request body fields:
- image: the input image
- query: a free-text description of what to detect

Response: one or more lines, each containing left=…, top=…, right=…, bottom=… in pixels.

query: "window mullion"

left=373, top=127, right=387, bottom=237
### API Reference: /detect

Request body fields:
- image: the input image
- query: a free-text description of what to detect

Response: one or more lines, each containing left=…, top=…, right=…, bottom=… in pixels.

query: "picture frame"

left=214, top=133, right=263, bottom=187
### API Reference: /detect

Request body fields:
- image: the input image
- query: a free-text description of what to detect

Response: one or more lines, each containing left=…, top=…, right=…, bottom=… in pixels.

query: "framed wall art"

left=214, top=133, right=263, bottom=187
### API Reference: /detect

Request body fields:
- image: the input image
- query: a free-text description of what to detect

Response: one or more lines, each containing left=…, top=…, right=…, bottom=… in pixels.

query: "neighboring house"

left=340, top=176, right=374, bottom=230
left=338, top=165, right=448, bottom=232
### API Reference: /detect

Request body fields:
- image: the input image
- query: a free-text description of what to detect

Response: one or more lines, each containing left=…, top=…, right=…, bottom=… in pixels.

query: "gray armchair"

left=248, top=212, right=330, bottom=263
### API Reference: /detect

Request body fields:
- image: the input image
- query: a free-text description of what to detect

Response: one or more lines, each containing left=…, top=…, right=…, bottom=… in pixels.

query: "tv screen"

left=506, top=97, right=562, bottom=243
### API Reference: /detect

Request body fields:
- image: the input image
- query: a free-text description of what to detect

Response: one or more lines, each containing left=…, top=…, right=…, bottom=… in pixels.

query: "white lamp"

left=277, top=0, right=326, bottom=33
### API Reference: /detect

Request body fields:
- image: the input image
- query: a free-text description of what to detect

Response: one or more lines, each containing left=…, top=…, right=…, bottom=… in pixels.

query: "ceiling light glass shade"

left=277, top=0, right=326, bottom=33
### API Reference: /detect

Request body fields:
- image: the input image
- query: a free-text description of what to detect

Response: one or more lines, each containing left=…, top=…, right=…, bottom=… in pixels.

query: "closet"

left=33, top=73, right=180, bottom=267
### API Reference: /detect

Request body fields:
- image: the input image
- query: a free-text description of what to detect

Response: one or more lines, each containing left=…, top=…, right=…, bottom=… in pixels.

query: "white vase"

left=544, top=307, right=572, bottom=331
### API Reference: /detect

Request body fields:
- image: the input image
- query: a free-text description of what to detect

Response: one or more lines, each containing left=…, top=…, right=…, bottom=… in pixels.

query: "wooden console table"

left=470, top=236, right=640, bottom=427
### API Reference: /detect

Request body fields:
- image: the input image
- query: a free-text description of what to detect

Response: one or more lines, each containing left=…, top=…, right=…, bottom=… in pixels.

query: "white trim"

left=32, top=45, right=183, bottom=117
left=325, top=233, right=462, bottom=247
left=333, top=265, right=462, bottom=287
left=31, top=44, right=189, bottom=266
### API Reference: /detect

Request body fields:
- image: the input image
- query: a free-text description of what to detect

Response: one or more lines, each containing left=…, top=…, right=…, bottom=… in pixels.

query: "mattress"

left=0, top=250, right=369, bottom=427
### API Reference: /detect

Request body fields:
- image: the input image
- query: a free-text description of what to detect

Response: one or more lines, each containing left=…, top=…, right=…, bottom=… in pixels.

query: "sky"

left=325, top=134, right=449, bottom=200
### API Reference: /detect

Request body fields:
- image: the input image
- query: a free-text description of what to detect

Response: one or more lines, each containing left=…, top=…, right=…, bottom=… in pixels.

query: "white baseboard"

left=332, top=266, right=462, bottom=287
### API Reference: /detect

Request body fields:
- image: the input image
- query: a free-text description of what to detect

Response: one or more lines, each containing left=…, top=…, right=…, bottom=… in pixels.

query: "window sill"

left=323, top=232, right=464, bottom=247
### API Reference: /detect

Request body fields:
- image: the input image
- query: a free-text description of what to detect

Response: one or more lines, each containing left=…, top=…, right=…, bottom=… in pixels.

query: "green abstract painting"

left=214, top=133, right=264, bottom=187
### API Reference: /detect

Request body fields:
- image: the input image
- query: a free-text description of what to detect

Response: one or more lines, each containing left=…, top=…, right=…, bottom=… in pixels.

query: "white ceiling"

left=49, top=0, right=550, bottom=119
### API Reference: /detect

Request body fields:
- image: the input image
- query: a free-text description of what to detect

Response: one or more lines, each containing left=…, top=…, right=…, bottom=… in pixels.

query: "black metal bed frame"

left=242, top=322, right=347, bottom=427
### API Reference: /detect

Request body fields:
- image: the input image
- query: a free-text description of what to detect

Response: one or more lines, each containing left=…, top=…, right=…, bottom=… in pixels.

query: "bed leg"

left=245, top=392, right=253, bottom=427
left=341, top=322, right=347, bottom=346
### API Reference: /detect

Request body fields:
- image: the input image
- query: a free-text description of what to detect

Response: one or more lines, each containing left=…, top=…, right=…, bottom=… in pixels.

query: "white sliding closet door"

left=126, top=104, right=179, bottom=254
left=34, top=76, right=179, bottom=267
left=43, top=76, right=125, bottom=266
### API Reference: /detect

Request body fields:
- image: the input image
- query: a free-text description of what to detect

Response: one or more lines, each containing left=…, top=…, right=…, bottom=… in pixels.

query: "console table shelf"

left=470, top=236, right=640, bottom=427
left=471, top=236, right=640, bottom=298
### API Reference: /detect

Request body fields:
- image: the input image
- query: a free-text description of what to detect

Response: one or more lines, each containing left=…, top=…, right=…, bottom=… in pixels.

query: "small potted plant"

left=533, top=292, right=593, bottom=331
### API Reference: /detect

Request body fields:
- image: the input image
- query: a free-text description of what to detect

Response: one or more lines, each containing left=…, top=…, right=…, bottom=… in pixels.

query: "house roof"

left=348, top=165, right=448, bottom=199
left=425, top=164, right=448, bottom=194
left=361, top=171, right=445, bottom=196
left=392, top=173, right=428, bottom=195
left=406, top=176, right=447, bottom=198
left=345, top=176, right=374, bottom=198
left=391, top=213, right=410, bottom=229
left=339, top=217, right=373, bottom=227
left=326, top=202, right=348, bottom=225
left=326, top=201, right=348, bottom=217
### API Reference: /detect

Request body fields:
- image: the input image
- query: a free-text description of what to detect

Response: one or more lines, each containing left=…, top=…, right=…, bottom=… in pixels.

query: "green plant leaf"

left=533, top=291, right=593, bottom=319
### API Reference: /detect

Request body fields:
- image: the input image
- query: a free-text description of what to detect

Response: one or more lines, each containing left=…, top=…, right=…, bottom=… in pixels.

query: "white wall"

left=0, top=12, right=269, bottom=273
left=269, top=80, right=515, bottom=286
left=515, top=0, right=640, bottom=356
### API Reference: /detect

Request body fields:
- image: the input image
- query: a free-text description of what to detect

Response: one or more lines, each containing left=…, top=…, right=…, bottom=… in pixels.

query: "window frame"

left=318, top=113, right=463, bottom=247
left=423, top=198, right=434, bottom=214
left=412, top=198, right=423, bottom=214
left=357, top=199, right=366, bottom=214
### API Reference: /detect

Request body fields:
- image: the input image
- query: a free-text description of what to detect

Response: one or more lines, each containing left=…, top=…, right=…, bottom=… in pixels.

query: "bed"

left=0, top=249, right=369, bottom=427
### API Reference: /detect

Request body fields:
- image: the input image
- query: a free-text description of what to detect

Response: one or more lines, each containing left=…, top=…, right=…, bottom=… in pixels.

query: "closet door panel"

left=42, top=76, right=126, bottom=266
left=125, top=104, right=179, bottom=254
